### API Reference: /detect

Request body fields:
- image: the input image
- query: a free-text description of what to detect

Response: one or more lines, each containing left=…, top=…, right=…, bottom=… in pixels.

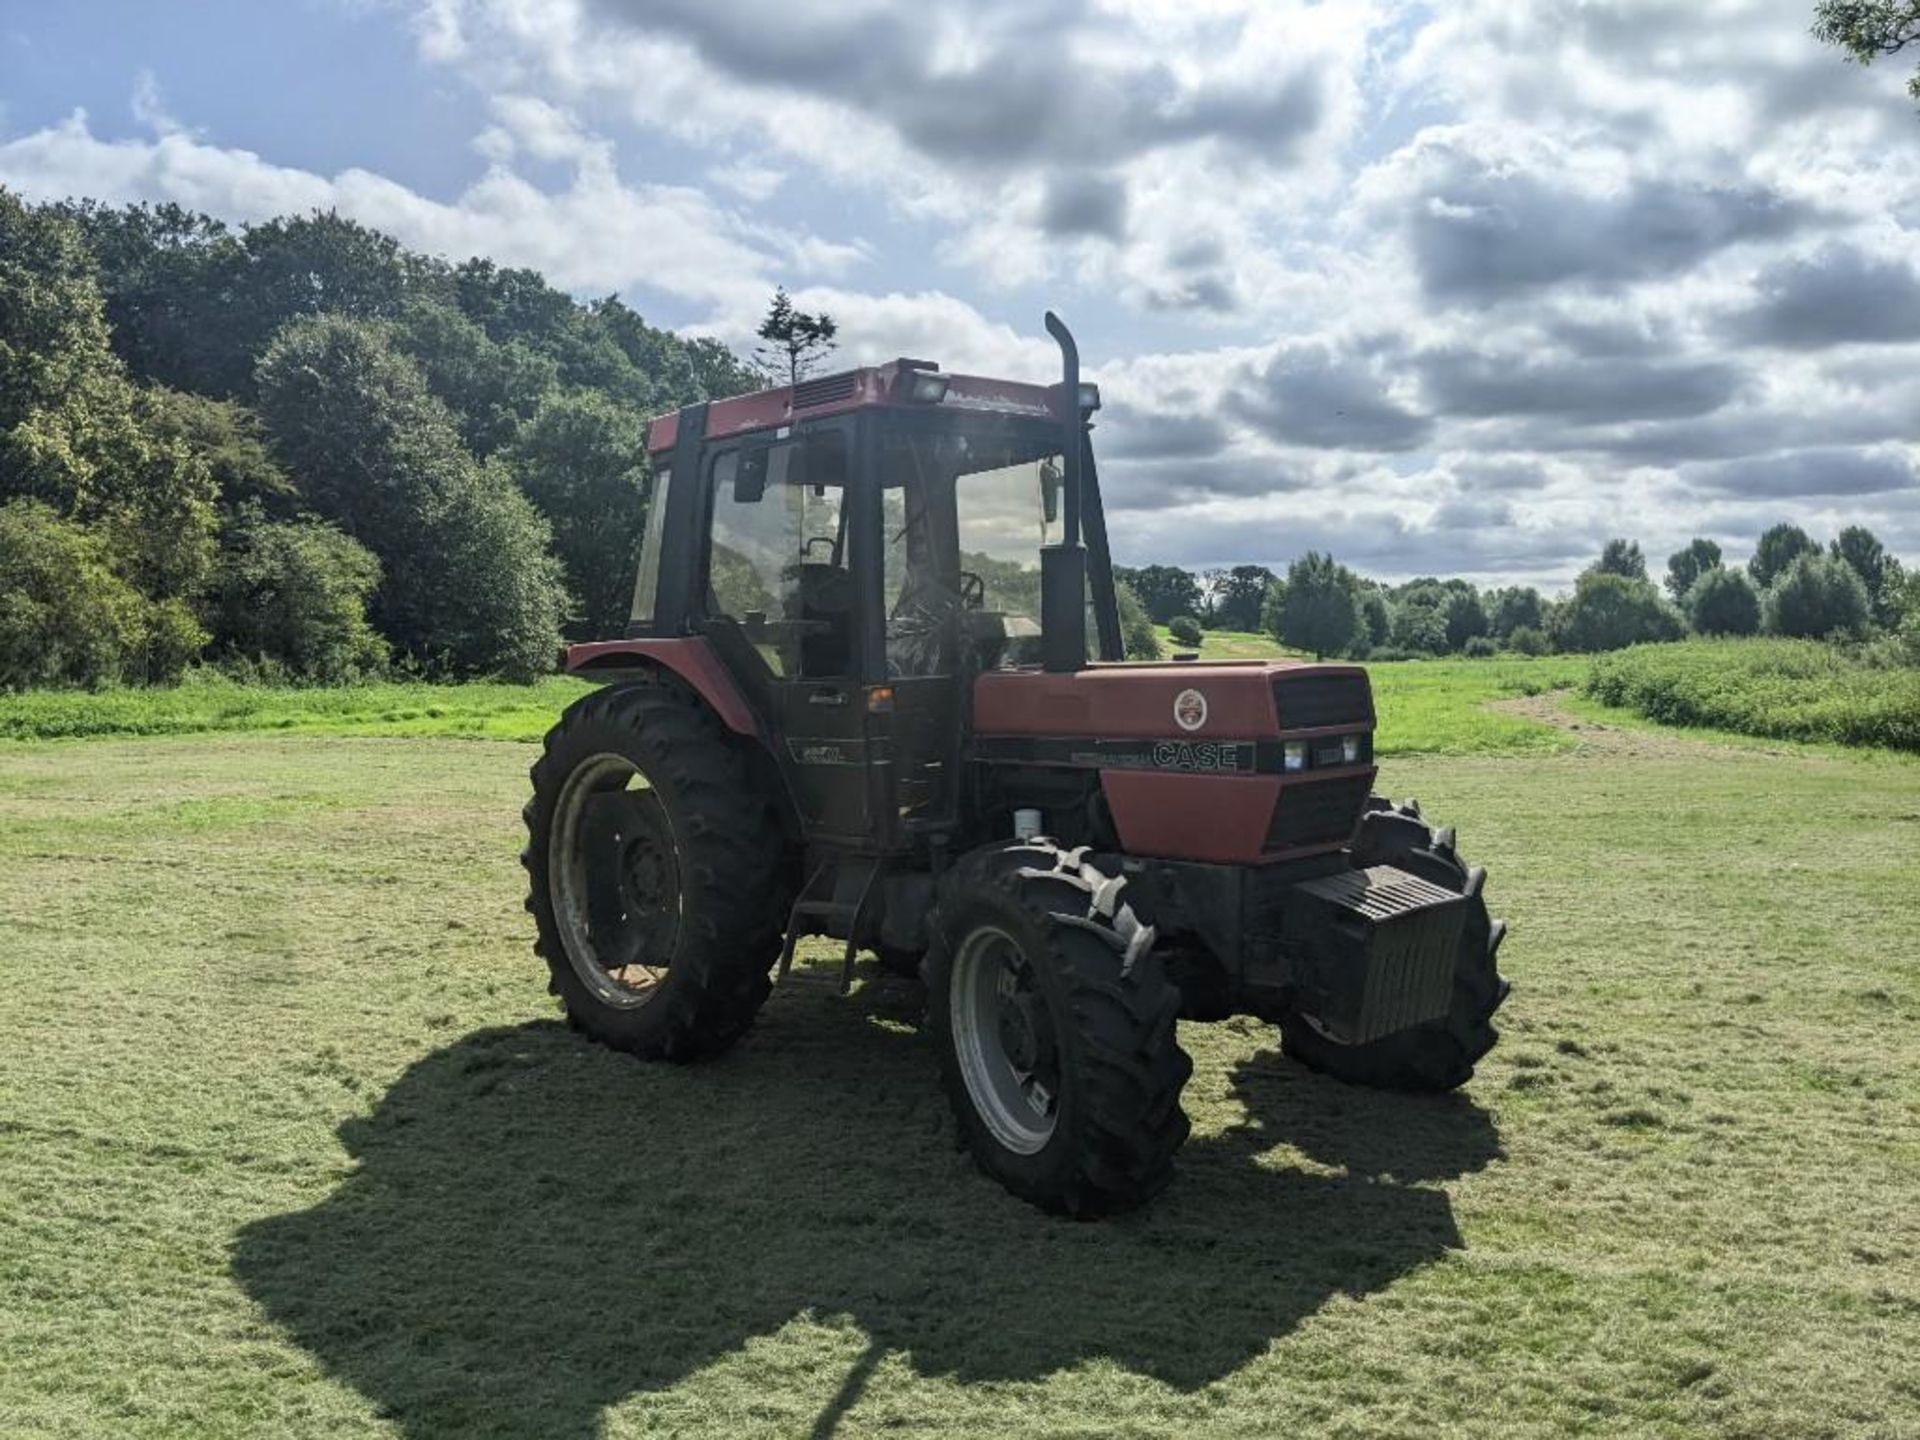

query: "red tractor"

left=524, top=314, right=1508, bottom=1215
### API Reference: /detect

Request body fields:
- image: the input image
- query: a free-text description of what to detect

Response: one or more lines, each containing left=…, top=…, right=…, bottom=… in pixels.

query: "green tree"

left=142, top=388, right=301, bottom=518
left=1749, top=522, right=1819, bottom=589
left=1116, top=564, right=1204, bottom=624
left=1168, top=615, right=1204, bottom=647
left=1594, top=538, right=1648, bottom=582
left=507, top=390, right=651, bottom=639
left=0, top=500, right=147, bottom=689
left=0, top=190, right=217, bottom=620
left=1829, top=524, right=1901, bottom=626
left=1684, top=566, right=1762, bottom=636
left=590, top=295, right=756, bottom=406
left=210, top=506, right=387, bottom=681
left=1814, top=1, right=1920, bottom=102
left=1442, top=587, right=1490, bottom=651
left=1488, top=586, right=1544, bottom=639
left=1763, top=553, right=1871, bottom=639
left=1358, top=588, right=1393, bottom=649
left=1665, top=537, right=1723, bottom=601
left=1115, top=582, right=1162, bottom=660
left=393, top=298, right=560, bottom=459
left=1276, top=552, right=1360, bottom=659
left=51, top=199, right=248, bottom=395
left=1204, top=564, right=1275, bottom=631
left=1551, top=571, right=1684, bottom=652
left=1389, top=600, right=1449, bottom=654
left=753, top=287, right=838, bottom=387
left=255, top=314, right=566, bottom=677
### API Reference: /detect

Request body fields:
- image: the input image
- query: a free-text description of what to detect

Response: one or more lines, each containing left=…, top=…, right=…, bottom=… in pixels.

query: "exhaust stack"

left=1039, top=311, right=1087, bottom=673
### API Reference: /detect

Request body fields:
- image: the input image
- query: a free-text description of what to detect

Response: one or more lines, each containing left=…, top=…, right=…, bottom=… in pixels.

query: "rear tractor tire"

left=1280, top=797, right=1511, bottom=1091
left=523, top=680, right=791, bottom=1061
left=928, top=840, right=1192, bottom=1216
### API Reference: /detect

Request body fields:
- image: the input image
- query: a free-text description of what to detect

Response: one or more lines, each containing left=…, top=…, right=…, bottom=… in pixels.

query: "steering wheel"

left=957, top=570, right=986, bottom=610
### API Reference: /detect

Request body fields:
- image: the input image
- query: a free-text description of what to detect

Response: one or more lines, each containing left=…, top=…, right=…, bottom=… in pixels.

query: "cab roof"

left=645, top=359, right=1062, bottom=456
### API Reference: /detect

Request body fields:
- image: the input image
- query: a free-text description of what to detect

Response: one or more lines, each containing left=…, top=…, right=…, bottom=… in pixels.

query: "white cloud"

left=130, top=69, right=185, bottom=139
left=8, top=1, right=1920, bottom=583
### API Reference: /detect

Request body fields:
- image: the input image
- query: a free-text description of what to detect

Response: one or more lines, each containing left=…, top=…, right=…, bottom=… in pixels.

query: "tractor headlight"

left=1341, top=734, right=1360, bottom=765
left=1283, top=741, right=1307, bottom=772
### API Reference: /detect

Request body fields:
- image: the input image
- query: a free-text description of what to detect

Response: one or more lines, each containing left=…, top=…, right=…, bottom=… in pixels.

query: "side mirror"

left=736, top=444, right=771, bottom=503
left=1040, top=458, right=1061, bottom=527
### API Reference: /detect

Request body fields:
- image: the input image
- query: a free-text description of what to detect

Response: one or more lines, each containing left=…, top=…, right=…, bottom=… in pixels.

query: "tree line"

left=1, top=188, right=755, bottom=689
left=1119, top=524, right=1917, bottom=662
left=4, top=185, right=1913, bottom=689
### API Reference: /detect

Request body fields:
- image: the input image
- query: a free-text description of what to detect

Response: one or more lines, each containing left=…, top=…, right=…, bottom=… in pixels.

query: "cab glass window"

left=704, top=435, right=851, bottom=678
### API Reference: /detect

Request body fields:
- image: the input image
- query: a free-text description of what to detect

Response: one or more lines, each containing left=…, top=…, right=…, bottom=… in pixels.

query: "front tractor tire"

left=1281, top=798, right=1511, bottom=1091
left=928, top=840, right=1192, bottom=1216
left=523, top=681, right=790, bottom=1061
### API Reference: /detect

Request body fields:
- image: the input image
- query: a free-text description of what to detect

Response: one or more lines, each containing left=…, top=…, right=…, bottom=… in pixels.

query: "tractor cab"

left=587, top=316, right=1120, bottom=854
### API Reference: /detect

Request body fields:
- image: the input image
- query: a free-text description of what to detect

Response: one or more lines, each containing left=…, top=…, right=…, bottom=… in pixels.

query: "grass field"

left=3, top=671, right=1917, bottom=1438
left=1152, top=625, right=1296, bottom=660
left=0, top=654, right=1586, bottom=758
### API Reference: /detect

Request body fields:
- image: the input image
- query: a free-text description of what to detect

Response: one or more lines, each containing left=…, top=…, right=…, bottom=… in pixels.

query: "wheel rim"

left=950, top=924, right=1060, bottom=1155
left=548, top=752, right=682, bottom=1009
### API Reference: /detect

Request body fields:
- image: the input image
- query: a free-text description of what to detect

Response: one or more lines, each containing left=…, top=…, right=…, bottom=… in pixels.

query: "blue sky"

left=3, top=0, right=1917, bottom=587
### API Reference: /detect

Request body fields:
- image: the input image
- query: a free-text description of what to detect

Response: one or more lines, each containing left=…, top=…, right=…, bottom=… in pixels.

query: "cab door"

left=700, top=424, right=873, bottom=842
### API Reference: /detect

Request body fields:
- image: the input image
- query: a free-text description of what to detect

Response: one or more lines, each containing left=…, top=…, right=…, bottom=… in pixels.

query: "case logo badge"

left=1173, top=688, right=1208, bottom=732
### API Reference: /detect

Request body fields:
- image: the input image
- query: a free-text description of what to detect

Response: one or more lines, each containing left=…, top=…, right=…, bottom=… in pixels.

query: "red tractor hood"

left=972, top=661, right=1378, bottom=865
left=972, top=660, right=1375, bottom=741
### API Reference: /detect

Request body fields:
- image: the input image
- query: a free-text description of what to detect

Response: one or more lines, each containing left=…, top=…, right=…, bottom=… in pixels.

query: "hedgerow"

left=1585, top=638, right=1920, bottom=751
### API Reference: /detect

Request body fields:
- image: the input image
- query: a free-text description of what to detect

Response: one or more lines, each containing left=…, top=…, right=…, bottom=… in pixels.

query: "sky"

left=2, top=0, right=1917, bottom=590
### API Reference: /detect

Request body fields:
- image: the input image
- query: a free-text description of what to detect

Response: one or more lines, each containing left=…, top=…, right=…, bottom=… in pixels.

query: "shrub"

left=138, top=596, right=209, bottom=684
left=1586, top=638, right=1918, bottom=751
left=1552, top=571, right=1684, bottom=653
left=1389, top=604, right=1449, bottom=655
left=1762, top=553, right=1870, bottom=640
left=1362, top=645, right=1425, bottom=663
left=1685, top=566, right=1761, bottom=636
left=1505, top=625, right=1549, bottom=656
left=1116, top=582, right=1162, bottom=661
left=211, top=509, right=389, bottom=682
left=1168, top=614, right=1204, bottom=647
left=0, top=500, right=148, bottom=689
left=1462, top=635, right=1498, bottom=659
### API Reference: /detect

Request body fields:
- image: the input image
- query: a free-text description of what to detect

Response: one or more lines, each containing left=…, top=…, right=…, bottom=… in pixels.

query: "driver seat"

left=792, top=562, right=853, bottom=677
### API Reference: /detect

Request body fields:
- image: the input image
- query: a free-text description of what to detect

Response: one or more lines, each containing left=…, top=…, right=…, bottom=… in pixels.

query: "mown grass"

left=2, top=724, right=1915, bottom=1438
left=1368, top=656, right=1586, bottom=756
left=0, top=654, right=1588, bottom=757
left=0, top=670, right=593, bottom=742
left=1587, top=639, right=1920, bottom=752
left=1151, top=624, right=1297, bottom=660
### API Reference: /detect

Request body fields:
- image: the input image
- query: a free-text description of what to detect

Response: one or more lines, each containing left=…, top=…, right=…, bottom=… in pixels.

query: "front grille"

left=1273, top=671, right=1372, bottom=731
left=792, top=370, right=859, bottom=409
left=1264, top=771, right=1371, bottom=853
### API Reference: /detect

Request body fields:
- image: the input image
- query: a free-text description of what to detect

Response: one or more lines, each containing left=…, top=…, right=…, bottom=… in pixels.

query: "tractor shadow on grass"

left=233, top=969, right=1502, bottom=1439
